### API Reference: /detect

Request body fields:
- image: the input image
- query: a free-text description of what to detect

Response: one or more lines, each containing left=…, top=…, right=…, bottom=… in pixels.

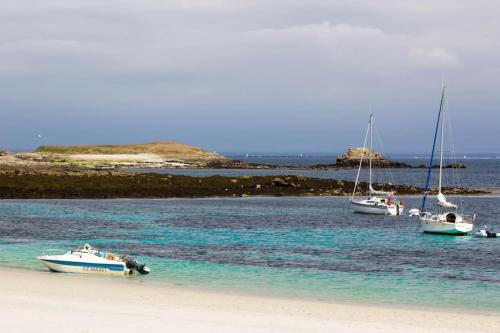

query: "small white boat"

left=417, top=85, right=475, bottom=235
left=475, top=226, right=499, bottom=238
left=350, top=114, right=404, bottom=216
left=38, top=244, right=150, bottom=275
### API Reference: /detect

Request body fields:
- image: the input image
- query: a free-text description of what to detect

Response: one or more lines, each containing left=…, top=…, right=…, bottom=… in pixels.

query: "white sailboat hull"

left=351, top=200, right=404, bottom=216
left=420, top=214, right=474, bottom=235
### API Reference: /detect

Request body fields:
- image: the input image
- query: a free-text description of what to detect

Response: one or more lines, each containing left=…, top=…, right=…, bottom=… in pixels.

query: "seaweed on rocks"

left=0, top=171, right=485, bottom=199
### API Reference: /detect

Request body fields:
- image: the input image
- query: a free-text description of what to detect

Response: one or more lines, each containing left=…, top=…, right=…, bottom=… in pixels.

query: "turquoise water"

left=0, top=196, right=499, bottom=310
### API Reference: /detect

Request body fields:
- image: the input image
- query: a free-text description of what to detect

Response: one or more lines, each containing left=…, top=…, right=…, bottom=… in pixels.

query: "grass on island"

left=35, top=141, right=222, bottom=159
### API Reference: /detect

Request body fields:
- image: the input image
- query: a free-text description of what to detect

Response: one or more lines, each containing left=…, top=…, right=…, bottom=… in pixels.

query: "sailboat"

left=350, top=114, right=404, bottom=216
left=418, top=86, right=475, bottom=235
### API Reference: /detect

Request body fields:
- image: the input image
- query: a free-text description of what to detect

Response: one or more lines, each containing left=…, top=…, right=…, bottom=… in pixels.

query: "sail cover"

left=437, top=193, right=458, bottom=209
left=369, top=184, right=393, bottom=196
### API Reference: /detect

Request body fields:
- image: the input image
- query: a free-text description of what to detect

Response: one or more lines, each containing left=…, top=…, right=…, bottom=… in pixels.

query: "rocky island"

left=18, top=141, right=226, bottom=168
left=314, top=148, right=415, bottom=169
left=0, top=142, right=464, bottom=171
left=0, top=141, right=480, bottom=199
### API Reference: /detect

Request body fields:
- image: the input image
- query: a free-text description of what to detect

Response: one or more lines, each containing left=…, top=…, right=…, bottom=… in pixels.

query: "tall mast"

left=438, top=87, right=446, bottom=193
left=351, top=116, right=371, bottom=201
left=420, top=87, right=445, bottom=212
left=369, top=113, right=373, bottom=190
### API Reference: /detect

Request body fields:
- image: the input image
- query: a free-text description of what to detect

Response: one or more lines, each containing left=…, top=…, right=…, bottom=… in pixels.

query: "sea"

left=0, top=155, right=499, bottom=311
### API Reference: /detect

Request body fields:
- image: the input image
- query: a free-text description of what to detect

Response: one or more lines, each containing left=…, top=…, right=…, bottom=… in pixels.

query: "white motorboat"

left=38, top=244, right=150, bottom=275
left=416, top=85, right=475, bottom=235
left=350, top=114, right=404, bottom=216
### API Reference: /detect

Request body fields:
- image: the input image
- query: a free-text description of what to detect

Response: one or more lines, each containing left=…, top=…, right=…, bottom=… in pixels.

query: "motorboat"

left=475, top=226, right=499, bottom=238
left=37, top=243, right=150, bottom=275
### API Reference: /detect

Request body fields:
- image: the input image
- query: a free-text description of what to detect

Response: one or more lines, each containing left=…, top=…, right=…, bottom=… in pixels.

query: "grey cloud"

left=0, top=1, right=499, bottom=152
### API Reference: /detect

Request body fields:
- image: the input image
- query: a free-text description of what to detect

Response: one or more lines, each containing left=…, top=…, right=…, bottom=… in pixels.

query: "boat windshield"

left=73, top=243, right=99, bottom=254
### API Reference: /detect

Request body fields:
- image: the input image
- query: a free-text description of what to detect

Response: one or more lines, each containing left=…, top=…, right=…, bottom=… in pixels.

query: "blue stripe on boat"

left=41, top=259, right=124, bottom=271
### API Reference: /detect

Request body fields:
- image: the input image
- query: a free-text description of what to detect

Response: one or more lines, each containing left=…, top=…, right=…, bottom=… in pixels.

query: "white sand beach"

left=0, top=268, right=498, bottom=333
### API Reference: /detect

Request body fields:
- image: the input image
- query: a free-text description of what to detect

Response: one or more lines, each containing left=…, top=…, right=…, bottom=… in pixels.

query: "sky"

left=1, top=0, right=499, bottom=153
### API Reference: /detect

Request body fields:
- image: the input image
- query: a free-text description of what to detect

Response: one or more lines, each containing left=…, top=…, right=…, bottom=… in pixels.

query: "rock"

left=230, top=179, right=238, bottom=183
left=432, top=163, right=466, bottom=169
left=272, top=178, right=289, bottom=187
left=446, top=163, right=466, bottom=169
left=335, top=148, right=414, bottom=168
left=337, top=148, right=384, bottom=163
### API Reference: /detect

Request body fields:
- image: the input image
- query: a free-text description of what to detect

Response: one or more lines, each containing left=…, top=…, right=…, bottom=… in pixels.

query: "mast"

left=369, top=113, right=373, bottom=192
left=421, top=86, right=445, bottom=212
left=351, top=116, right=371, bottom=201
left=438, top=87, right=446, bottom=193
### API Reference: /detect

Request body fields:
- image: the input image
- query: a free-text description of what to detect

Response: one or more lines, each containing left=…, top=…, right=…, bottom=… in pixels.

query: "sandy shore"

left=1, top=268, right=498, bottom=333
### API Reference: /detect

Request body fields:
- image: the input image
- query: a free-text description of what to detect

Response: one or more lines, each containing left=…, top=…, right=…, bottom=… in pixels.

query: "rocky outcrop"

left=428, top=163, right=466, bottom=169
left=337, top=148, right=384, bottom=162
left=0, top=172, right=485, bottom=199
left=445, top=163, right=466, bottom=169
left=335, top=148, right=413, bottom=168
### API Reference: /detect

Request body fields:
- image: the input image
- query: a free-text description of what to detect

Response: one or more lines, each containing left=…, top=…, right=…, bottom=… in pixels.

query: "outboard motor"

left=475, top=225, right=499, bottom=238
left=123, top=255, right=151, bottom=274
left=485, top=229, right=497, bottom=238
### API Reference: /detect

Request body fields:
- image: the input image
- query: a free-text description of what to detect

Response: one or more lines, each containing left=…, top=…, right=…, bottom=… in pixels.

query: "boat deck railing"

left=461, top=214, right=476, bottom=223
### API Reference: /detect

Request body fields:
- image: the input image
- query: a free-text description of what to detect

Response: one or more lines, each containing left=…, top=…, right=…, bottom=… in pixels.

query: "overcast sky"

left=1, top=0, right=499, bottom=153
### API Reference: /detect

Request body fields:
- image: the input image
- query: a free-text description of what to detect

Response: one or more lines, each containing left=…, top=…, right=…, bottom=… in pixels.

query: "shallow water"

left=0, top=196, right=499, bottom=310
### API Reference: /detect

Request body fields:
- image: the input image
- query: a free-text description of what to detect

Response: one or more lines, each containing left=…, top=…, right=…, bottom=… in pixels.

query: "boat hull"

left=351, top=201, right=404, bottom=216
left=420, top=218, right=473, bottom=235
left=38, top=257, right=128, bottom=276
